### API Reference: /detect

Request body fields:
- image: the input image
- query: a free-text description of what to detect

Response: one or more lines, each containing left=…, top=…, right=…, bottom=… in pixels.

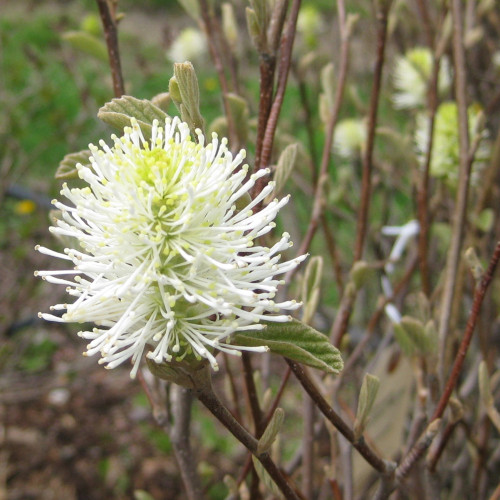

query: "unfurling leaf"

left=465, top=247, right=484, bottom=282
left=301, top=256, right=323, bottom=324
left=350, top=260, right=374, bottom=290
left=246, top=8, right=263, bottom=50
left=252, top=457, right=283, bottom=499
left=98, top=96, right=169, bottom=139
left=257, top=408, right=285, bottom=455
left=62, top=31, right=108, bottom=62
left=479, top=361, right=493, bottom=408
left=266, top=143, right=298, bottom=203
left=354, top=373, right=380, bottom=440
left=56, top=149, right=92, bottom=180
left=222, top=3, right=239, bottom=50
left=173, top=62, right=205, bottom=133
left=233, top=319, right=343, bottom=374
left=393, top=322, right=415, bottom=357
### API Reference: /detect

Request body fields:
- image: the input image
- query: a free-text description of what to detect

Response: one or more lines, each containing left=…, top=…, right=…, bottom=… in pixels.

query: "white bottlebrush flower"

left=392, top=47, right=451, bottom=110
left=36, top=117, right=306, bottom=377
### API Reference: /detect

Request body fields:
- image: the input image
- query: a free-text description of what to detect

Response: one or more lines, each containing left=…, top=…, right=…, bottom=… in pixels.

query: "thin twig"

left=353, top=0, right=391, bottom=262
left=302, top=394, right=315, bottom=498
left=286, top=359, right=390, bottom=474
left=169, top=387, right=206, bottom=500
left=195, top=373, right=303, bottom=500
left=95, top=0, right=125, bottom=97
left=427, top=420, right=459, bottom=472
left=437, top=0, right=472, bottom=383
left=253, top=0, right=287, bottom=173
left=241, top=352, right=265, bottom=435
left=433, top=242, right=500, bottom=420
left=253, top=0, right=301, bottom=197
left=330, top=0, right=392, bottom=346
left=198, top=0, right=238, bottom=149
left=285, top=0, right=350, bottom=285
left=394, top=419, right=441, bottom=483
left=393, top=241, right=500, bottom=484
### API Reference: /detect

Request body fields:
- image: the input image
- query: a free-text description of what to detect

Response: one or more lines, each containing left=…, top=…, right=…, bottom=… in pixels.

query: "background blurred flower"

left=414, top=101, right=490, bottom=187
left=36, top=117, right=305, bottom=377
left=392, top=47, right=451, bottom=110
left=167, top=27, right=207, bottom=63
left=333, top=118, right=366, bottom=159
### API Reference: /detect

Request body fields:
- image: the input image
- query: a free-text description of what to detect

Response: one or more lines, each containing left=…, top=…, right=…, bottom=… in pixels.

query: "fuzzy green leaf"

left=56, top=149, right=92, bottom=180
left=233, top=319, right=343, bottom=374
left=98, top=96, right=169, bottom=138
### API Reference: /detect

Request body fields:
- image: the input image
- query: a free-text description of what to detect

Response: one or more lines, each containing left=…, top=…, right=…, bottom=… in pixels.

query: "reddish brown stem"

left=286, top=359, right=389, bottom=474
left=432, top=240, right=500, bottom=421
left=353, top=3, right=391, bottom=262
left=95, top=0, right=125, bottom=98
left=252, top=0, right=301, bottom=197
left=241, top=352, right=264, bottom=435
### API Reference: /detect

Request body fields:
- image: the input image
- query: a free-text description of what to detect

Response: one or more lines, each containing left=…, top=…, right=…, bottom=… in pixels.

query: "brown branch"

left=387, top=241, right=500, bottom=485
left=195, top=374, right=302, bottom=500
left=432, top=240, right=500, bottom=421
left=394, top=419, right=441, bottom=483
left=427, top=420, right=459, bottom=472
left=330, top=0, right=392, bottom=346
left=95, top=0, right=125, bottom=98
left=253, top=0, right=287, bottom=173
left=286, top=359, right=390, bottom=474
left=241, top=352, right=265, bottom=435
left=339, top=253, right=419, bottom=375
left=285, top=0, right=350, bottom=285
left=437, top=0, right=472, bottom=382
left=169, top=388, right=206, bottom=500
left=252, top=0, right=301, bottom=197
left=353, top=1, right=391, bottom=262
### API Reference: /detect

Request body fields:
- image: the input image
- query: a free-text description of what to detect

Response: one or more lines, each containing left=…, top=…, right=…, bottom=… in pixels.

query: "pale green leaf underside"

left=98, top=96, right=169, bottom=138
left=56, top=149, right=92, bottom=179
left=233, top=319, right=343, bottom=374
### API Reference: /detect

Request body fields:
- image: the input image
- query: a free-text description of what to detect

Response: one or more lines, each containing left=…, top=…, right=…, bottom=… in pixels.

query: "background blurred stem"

left=331, top=0, right=392, bottom=346
left=437, top=0, right=472, bottom=384
left=285, top=0, right=350, bottom=285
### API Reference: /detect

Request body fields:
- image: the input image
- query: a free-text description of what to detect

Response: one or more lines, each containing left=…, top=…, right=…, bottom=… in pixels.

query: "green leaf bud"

left=354, top=373, right=380, bottom=440
left=257, top=407, right=285, bottom=455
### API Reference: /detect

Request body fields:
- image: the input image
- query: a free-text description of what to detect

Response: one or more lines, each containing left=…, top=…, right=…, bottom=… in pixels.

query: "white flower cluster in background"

left=36, top=117, right=305, bottom=377
left=333, top=118, right=366, bottom=160
left=414, top=102, right=490, bottom=187
left=392, top=47, right=451, bottom=110
left=167, top=27, right=207, bottom=63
